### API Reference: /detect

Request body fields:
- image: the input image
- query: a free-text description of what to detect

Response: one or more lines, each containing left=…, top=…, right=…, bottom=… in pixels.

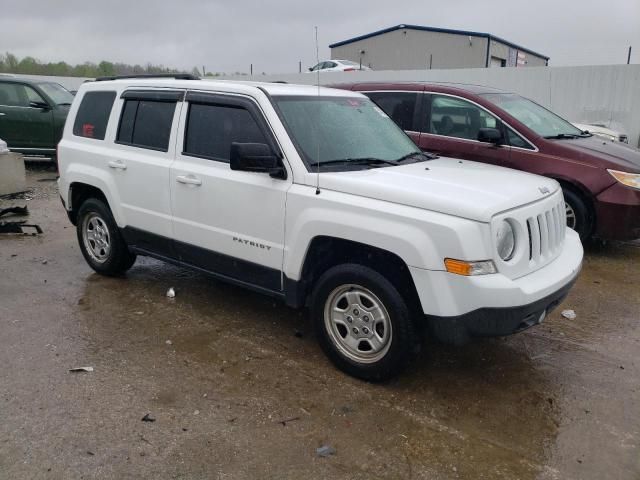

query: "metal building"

left=329, top=24, right=549, bottom=70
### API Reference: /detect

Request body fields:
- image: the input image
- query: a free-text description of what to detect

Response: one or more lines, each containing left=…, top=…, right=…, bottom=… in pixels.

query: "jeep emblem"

left=538, top=186, right=550, bottom=195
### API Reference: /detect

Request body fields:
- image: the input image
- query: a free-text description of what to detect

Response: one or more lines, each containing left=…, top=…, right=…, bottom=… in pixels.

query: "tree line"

left=0, top=52, right=234, bottom=78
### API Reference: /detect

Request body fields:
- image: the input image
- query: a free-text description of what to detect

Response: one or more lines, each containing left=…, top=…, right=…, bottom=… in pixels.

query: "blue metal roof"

left=329, top=24, right=550, bottom=61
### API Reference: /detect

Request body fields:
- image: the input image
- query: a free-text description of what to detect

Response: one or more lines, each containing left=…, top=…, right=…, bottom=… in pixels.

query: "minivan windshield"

left=37, top=82, right=75, bottom=106
left=481, top=93, right=586, bottom=139
left=272, top=95, right=424, bottom=170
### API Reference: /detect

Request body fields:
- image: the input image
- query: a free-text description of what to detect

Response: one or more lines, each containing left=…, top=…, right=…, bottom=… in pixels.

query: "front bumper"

left=409, top=229, right=583, bottom=344
left=595, top=182, right=640, bottom=241
left=426, top=275, right=577, bottom=345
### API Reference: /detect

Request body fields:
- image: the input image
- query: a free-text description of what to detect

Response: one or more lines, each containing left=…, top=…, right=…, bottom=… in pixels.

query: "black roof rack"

left=95, top=73, right=200, bottom=82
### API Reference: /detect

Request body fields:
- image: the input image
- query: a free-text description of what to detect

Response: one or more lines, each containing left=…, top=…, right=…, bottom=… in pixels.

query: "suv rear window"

left=73, top=91, right=116, bottom=140
left=183, top=103, right=267, bottom=162
left=117, top=100, right=176, bottom=151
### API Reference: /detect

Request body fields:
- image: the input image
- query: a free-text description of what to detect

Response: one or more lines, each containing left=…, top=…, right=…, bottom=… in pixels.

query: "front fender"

left=283, top=186, right=492, bottom=280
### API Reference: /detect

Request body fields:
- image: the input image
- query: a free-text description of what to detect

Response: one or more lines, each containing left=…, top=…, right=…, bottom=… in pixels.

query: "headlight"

left=495, top=220, right=516, bottom=261
left=607, top=169, right=640, bottom=191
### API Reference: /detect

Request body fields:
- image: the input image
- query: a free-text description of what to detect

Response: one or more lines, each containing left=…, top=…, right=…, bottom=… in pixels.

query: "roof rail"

left=95, top=73, right=200, bottom=82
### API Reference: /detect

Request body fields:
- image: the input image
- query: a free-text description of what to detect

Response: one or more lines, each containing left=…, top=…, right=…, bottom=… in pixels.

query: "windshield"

left=37, top=82, right=75, bottom=105
left=481, top=93, right=584, bottom=138
left=272, top=95, right=420, bottom=170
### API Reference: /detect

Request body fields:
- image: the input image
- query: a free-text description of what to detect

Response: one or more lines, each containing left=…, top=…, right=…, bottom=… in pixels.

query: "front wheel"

left=563, top=188, right=592, bottom=241
left=311, top=264, right=416, bottom=381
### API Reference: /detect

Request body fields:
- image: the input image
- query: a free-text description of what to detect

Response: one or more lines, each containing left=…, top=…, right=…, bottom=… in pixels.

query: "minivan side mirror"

left=230, top=142, right=286, bottom=179
left=477, top=128, right=503, bottom=145
left=29, top=100, right=50, bottom=110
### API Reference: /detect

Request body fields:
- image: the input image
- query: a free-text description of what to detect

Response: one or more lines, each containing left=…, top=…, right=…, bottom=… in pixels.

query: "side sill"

left=130, top=246, right=287, bottom=302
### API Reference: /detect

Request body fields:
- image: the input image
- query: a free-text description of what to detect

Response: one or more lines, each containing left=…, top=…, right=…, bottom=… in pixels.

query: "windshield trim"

left=269, top=94, right=422, bottom=172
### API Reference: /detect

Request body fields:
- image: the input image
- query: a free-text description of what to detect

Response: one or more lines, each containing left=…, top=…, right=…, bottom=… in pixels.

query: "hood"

left=553, top=136, right=640, bottom=173
left=312, top=158, right=559, bottom=223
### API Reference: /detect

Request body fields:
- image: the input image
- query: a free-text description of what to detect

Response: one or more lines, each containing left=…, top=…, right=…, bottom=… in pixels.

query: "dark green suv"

left=0, top=76, right=75, bottom=160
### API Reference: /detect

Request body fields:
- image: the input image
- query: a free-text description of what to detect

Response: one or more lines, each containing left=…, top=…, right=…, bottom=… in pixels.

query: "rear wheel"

left=76, top=198, right=136, bottom=276
left=562, top=188, right=592, bottom=241
left=311, top=264, right=416, bottom=381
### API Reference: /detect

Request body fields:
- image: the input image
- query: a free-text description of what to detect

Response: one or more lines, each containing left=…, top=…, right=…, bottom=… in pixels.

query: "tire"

left=76, top=198, right=136, bottom=276
left=310, top=263, right=416, bottom=381
left=562, top=188, right=591, bottom=241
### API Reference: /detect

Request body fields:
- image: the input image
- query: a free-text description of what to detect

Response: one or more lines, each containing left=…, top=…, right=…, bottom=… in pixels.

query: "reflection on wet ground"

left=1, top=167, right=638, bottom=479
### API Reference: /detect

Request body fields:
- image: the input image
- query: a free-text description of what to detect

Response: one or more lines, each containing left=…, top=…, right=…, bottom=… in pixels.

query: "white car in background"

left=573, top=123, right=629, bottom=144
left=308, top=60, right=372, bottom=72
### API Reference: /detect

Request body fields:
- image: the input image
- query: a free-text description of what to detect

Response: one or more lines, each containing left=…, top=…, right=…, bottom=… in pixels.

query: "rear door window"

left=116, top=99, right=176, bottom=151
left=73, top=91, right=116, bottom=140
left=365, top=92, right=419, bottom=131
left=183, top=103, right=267, bottom=162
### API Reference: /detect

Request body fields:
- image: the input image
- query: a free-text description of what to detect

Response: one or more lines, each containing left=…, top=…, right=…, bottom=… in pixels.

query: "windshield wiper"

left=395, top=151, right=438, bottom=163
left=309, top=157, right=399, bottom=168
left=544, top=133, right=588, bottom=139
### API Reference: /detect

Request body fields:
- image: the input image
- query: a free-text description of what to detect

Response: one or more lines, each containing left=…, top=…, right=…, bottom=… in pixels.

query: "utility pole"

left=250, top=63, right=253, bottom=76
left=299, top=61, right=302, bottom=73
left=202, top=65, right=206, bottom=76
left=628, top=46, right=632, bottom=65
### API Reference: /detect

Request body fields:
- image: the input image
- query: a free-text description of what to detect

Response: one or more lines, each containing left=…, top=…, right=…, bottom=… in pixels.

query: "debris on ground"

left=165, top=339, right=172, bottom=345
left=561, top=309, right=577, bottom=320
left=42, top=260, right=48, bottom=265
left=166, top=287, right=176, bottom=298
left=36, top=177, right=58, bottom=183
left=0, top=221, right=42, bottom=235
left=276, top=416, right=300, bottom=426
left=141, top=413, right=156, bottom=422
left=0, top=190, right=33, bottom=201
left=316, top=445, right=336, bottom=457
left=69, top=366, right=94, bottom=373
left=0, top=206, right=28, bottom=218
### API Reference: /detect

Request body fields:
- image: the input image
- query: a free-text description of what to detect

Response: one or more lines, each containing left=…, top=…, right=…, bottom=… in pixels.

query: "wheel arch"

left=68, top=182, right=112, bottom=225
left=285, top=236, right=421, bottom=313
left=545, top=174, right=596, bottom=234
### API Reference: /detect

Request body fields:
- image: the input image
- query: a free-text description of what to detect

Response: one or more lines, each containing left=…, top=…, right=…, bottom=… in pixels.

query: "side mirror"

left=29, top=101, right=50, bottom=110
left=230, top=142, right=286, bottom=179
left=308, top=67, right=314, bottom=72
left=478, top=127, right=503, bottom=145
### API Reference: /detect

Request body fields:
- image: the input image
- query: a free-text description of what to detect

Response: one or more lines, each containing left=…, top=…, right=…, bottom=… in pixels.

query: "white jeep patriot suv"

left=58, top=74, right=583, bottom=380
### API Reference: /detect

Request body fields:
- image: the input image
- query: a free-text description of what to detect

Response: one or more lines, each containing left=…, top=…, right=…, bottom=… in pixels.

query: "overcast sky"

left=1, top=0, right=638, bottom=74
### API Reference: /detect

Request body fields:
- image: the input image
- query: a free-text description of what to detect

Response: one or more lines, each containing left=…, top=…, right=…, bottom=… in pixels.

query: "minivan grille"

left=526, top=200, right=566, bottom=263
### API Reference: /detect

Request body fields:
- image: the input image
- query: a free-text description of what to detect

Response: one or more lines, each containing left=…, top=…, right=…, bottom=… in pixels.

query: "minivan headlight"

left=496, top=220, right=516, bottom=261
left=607, top=169, right=640, bottom=191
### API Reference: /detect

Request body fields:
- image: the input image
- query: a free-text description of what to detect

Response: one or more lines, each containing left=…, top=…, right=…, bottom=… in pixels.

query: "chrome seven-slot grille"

left=525, top=198, right=567, bottom=264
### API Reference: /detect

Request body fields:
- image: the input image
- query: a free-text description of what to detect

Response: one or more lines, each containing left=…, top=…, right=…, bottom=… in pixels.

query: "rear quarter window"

left=72, top=91, right=117, bottom=140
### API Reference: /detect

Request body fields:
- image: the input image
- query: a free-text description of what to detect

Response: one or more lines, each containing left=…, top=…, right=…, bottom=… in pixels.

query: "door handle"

left=107, top=160, right=127, bottom=170
left=176, top=175, right=202, bottom=186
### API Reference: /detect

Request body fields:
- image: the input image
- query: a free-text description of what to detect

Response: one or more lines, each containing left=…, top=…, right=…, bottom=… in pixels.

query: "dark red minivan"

left=332, top=82, right=640, bottom=241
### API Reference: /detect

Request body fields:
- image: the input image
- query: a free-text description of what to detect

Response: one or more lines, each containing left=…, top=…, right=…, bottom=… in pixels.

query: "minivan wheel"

left=77, top=198, right=136, bottom=276
left=562, top=188, right=591, bottom=241
left=311, top=264, right=416, bottom=381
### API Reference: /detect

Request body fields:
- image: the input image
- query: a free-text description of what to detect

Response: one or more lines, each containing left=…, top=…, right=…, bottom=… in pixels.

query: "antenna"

left=315, top=26, right=321, bottom=195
